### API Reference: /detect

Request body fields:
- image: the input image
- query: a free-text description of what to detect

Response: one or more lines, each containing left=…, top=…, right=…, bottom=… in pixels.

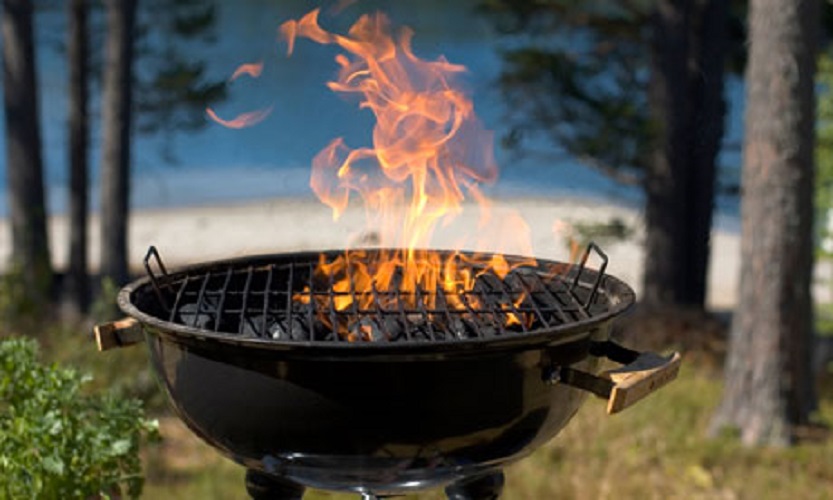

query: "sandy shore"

left=0, top=195, right=741, bottom=309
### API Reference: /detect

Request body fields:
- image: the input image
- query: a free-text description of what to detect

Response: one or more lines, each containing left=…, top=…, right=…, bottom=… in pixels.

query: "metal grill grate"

left=141, top=246, right=611, bottom=343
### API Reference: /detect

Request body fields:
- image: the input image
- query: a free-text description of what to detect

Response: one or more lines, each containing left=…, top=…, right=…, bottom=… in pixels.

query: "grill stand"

left=244, top=469, right=504, bottom=499
left=444, top=471, right=504, bottom=500
left=246, top=470, right=305, bottom=499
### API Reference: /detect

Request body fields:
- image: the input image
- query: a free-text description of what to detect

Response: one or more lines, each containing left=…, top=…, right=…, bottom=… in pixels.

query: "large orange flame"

left=273, top=9, right=541, bottom=338
left=201, top=9, right=562, bottom=339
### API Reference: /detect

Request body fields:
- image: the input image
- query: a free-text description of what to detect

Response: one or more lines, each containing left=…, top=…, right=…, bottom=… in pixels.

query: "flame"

left=230, top=61, right=264, bottom=81
left=280, top=9, right=543, bottom=338
left=207, top=61, right=273, bottom=128
left=206, top=105, right=274, bottom=129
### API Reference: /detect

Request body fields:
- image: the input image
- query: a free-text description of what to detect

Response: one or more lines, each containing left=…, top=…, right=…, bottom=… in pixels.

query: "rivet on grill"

left=544, top=365, right=563, bottom=385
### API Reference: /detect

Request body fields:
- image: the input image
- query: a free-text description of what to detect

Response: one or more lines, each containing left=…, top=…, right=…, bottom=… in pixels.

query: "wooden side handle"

left=604, top=351, right=682, bottom=414
left=94, top=318, right=144, bottom=351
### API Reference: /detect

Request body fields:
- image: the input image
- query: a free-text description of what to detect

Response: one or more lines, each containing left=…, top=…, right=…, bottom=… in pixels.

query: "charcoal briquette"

left=271, top=316, right=310, bottom=341
left=349, top=317, right=390, bottom=342
left=240, top=314, right=272, bottom=337
left=177, top=302, right=216, bottom=330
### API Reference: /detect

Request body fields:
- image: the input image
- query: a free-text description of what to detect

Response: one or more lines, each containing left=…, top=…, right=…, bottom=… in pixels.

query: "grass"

left=5, top=313, right=833, bottom=499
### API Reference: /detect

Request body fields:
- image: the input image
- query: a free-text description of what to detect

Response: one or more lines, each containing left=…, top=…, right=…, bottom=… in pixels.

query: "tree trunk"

left=2, top=0, right=52, bottom=307
left=643, top=0, right=727, bottom=309
left=642, top=0, right=693, bottom=307
left=66, top=0, right=90, bottom=314
left=710, top=0, right=818, bottom=446
left=100, top=0, right=137, bottom=287
left=678, top=0, right=727, bottom=306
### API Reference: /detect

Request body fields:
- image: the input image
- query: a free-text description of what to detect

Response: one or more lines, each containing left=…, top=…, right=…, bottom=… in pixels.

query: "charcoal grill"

left=96, top=244, right=680, bottom=499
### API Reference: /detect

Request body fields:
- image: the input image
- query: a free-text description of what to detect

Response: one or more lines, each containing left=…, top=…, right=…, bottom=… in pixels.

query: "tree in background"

left=2, top=0, right=52, bottom=311
left=97, top=0, right=225, bottom=291
left=65, top=0, right=90, bottom=316
left=710, top=0, right=818, bottom=446
left=100, top=0, right=138, bottom=288
left=480, top=0, right=729, bottom=309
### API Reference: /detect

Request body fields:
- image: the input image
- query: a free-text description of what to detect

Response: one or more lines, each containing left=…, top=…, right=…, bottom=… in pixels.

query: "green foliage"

left=135, top=0, right=227, bottom=143
left=484, top=0, right=651, bottom=181
left=90, top=277, right=123, bottom=323
left=0, top=266, right=37, bottom=327
left=0, top=261, right=52, bottom=327
left=565, top=217, right=633, bottom=250
left=816, top=54, right=833, bottom=258
left=0, top=338, right=158, bottom=499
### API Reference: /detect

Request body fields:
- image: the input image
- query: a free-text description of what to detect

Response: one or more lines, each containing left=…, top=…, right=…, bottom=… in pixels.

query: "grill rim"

left=118, top=248, right=635, bottom=355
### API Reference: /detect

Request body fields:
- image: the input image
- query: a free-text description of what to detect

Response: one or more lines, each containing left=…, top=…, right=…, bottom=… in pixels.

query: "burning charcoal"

left=409, top=324, right=432, bottom=341
left=477, top=321, right=500, bottom=338
left=505, top=270, right=567, bottom=326
left=385, top=317, right=408, bottom=341
left=448, top=316, right=479, bottom=340
left=455, top=313, right=500, bottom=339
left=177, top=301, right=217, bottom=330
left=400, top=313, right=433, bottom=341
left=349, top=317, right=389, bottom=342
left=271, top=316, right=310, bottom=341
left=378, top=316, right=406, bottom=341
left=473, top=273, right=513, bottom=308
left=239, top=314, right=273, bottom=338
left=309, top=318, right=334, bottom=341
left=432, top=314, right=471, bottom=340
left=504, top=270, right=540, bottom=296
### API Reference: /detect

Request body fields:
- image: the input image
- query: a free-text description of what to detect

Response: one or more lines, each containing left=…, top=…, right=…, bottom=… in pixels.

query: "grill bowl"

left=114, top=249, right=640, bottom=495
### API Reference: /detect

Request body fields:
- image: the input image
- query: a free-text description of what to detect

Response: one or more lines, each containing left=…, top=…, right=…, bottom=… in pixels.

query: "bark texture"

left=100, top=0, right=137, bottom=286
left=2, top=0, right=52, bottom=305
left=66, top=0, right=90, bottom=313
left=710, top=0, right=818, bottom=446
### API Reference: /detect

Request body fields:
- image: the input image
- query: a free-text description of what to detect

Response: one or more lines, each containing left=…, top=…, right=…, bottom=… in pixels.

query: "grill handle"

left=546, top=341, right=681, bottom=414
left=144, top=246, right=172, bottom=312
left=94, top=318, right=144, bottom=351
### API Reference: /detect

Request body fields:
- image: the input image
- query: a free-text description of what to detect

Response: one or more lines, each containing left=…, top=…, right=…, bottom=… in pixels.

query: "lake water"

left=0, top=0, right=742, bottom=220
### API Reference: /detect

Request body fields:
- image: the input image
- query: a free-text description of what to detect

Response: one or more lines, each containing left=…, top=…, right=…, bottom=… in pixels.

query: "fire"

left=212, top=8, right=552, bottom=339
left=207, top=61, right=274, bottom=128
left=277, top=9, right=540, bottom=338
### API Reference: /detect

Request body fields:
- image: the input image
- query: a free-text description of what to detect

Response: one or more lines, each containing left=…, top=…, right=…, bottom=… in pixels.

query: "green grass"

left=6, top=318, right=833, bottom=499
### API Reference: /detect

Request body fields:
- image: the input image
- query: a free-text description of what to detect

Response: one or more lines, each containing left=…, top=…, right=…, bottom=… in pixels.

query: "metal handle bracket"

left=547, top=340, right=681, bottom=415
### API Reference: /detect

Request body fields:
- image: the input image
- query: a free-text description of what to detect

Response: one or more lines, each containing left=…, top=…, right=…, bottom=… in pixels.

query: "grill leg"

left=245, top=469, right=305, bottom=499
left=445, top=471, right=505, bottom=500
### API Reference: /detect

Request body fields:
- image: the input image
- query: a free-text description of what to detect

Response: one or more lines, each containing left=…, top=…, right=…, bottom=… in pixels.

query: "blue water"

left=0, top=0, right=742, bottom=221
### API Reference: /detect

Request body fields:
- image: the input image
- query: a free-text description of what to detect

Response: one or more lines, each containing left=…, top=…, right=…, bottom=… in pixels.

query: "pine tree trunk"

left=678, top=0, right=727, bottom=306
left=710, top=0, right=818, bottom=446
left=100, top=0, right=137, bottom=287
left=66, top=0, right=89, bottom=314
left=2, top=0, right=52, bottom=307
left=643, top=0, right=727, bottom=309
left=643, top=0, right=693, bottom=307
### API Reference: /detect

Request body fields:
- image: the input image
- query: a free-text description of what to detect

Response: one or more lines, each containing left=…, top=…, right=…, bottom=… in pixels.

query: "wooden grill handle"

left=94, top=317, right=144, bottom=351
left=604, top=351, right=682, bottom=414
left=548, top=342, right=681, bottom=415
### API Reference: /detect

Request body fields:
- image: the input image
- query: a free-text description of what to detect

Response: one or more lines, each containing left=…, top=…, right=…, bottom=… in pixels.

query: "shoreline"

left=0, top=194, right=741, bottom=309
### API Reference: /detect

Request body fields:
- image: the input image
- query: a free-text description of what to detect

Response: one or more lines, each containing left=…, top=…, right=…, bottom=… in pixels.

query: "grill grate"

left=141, top=246, right=611, bottom=343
